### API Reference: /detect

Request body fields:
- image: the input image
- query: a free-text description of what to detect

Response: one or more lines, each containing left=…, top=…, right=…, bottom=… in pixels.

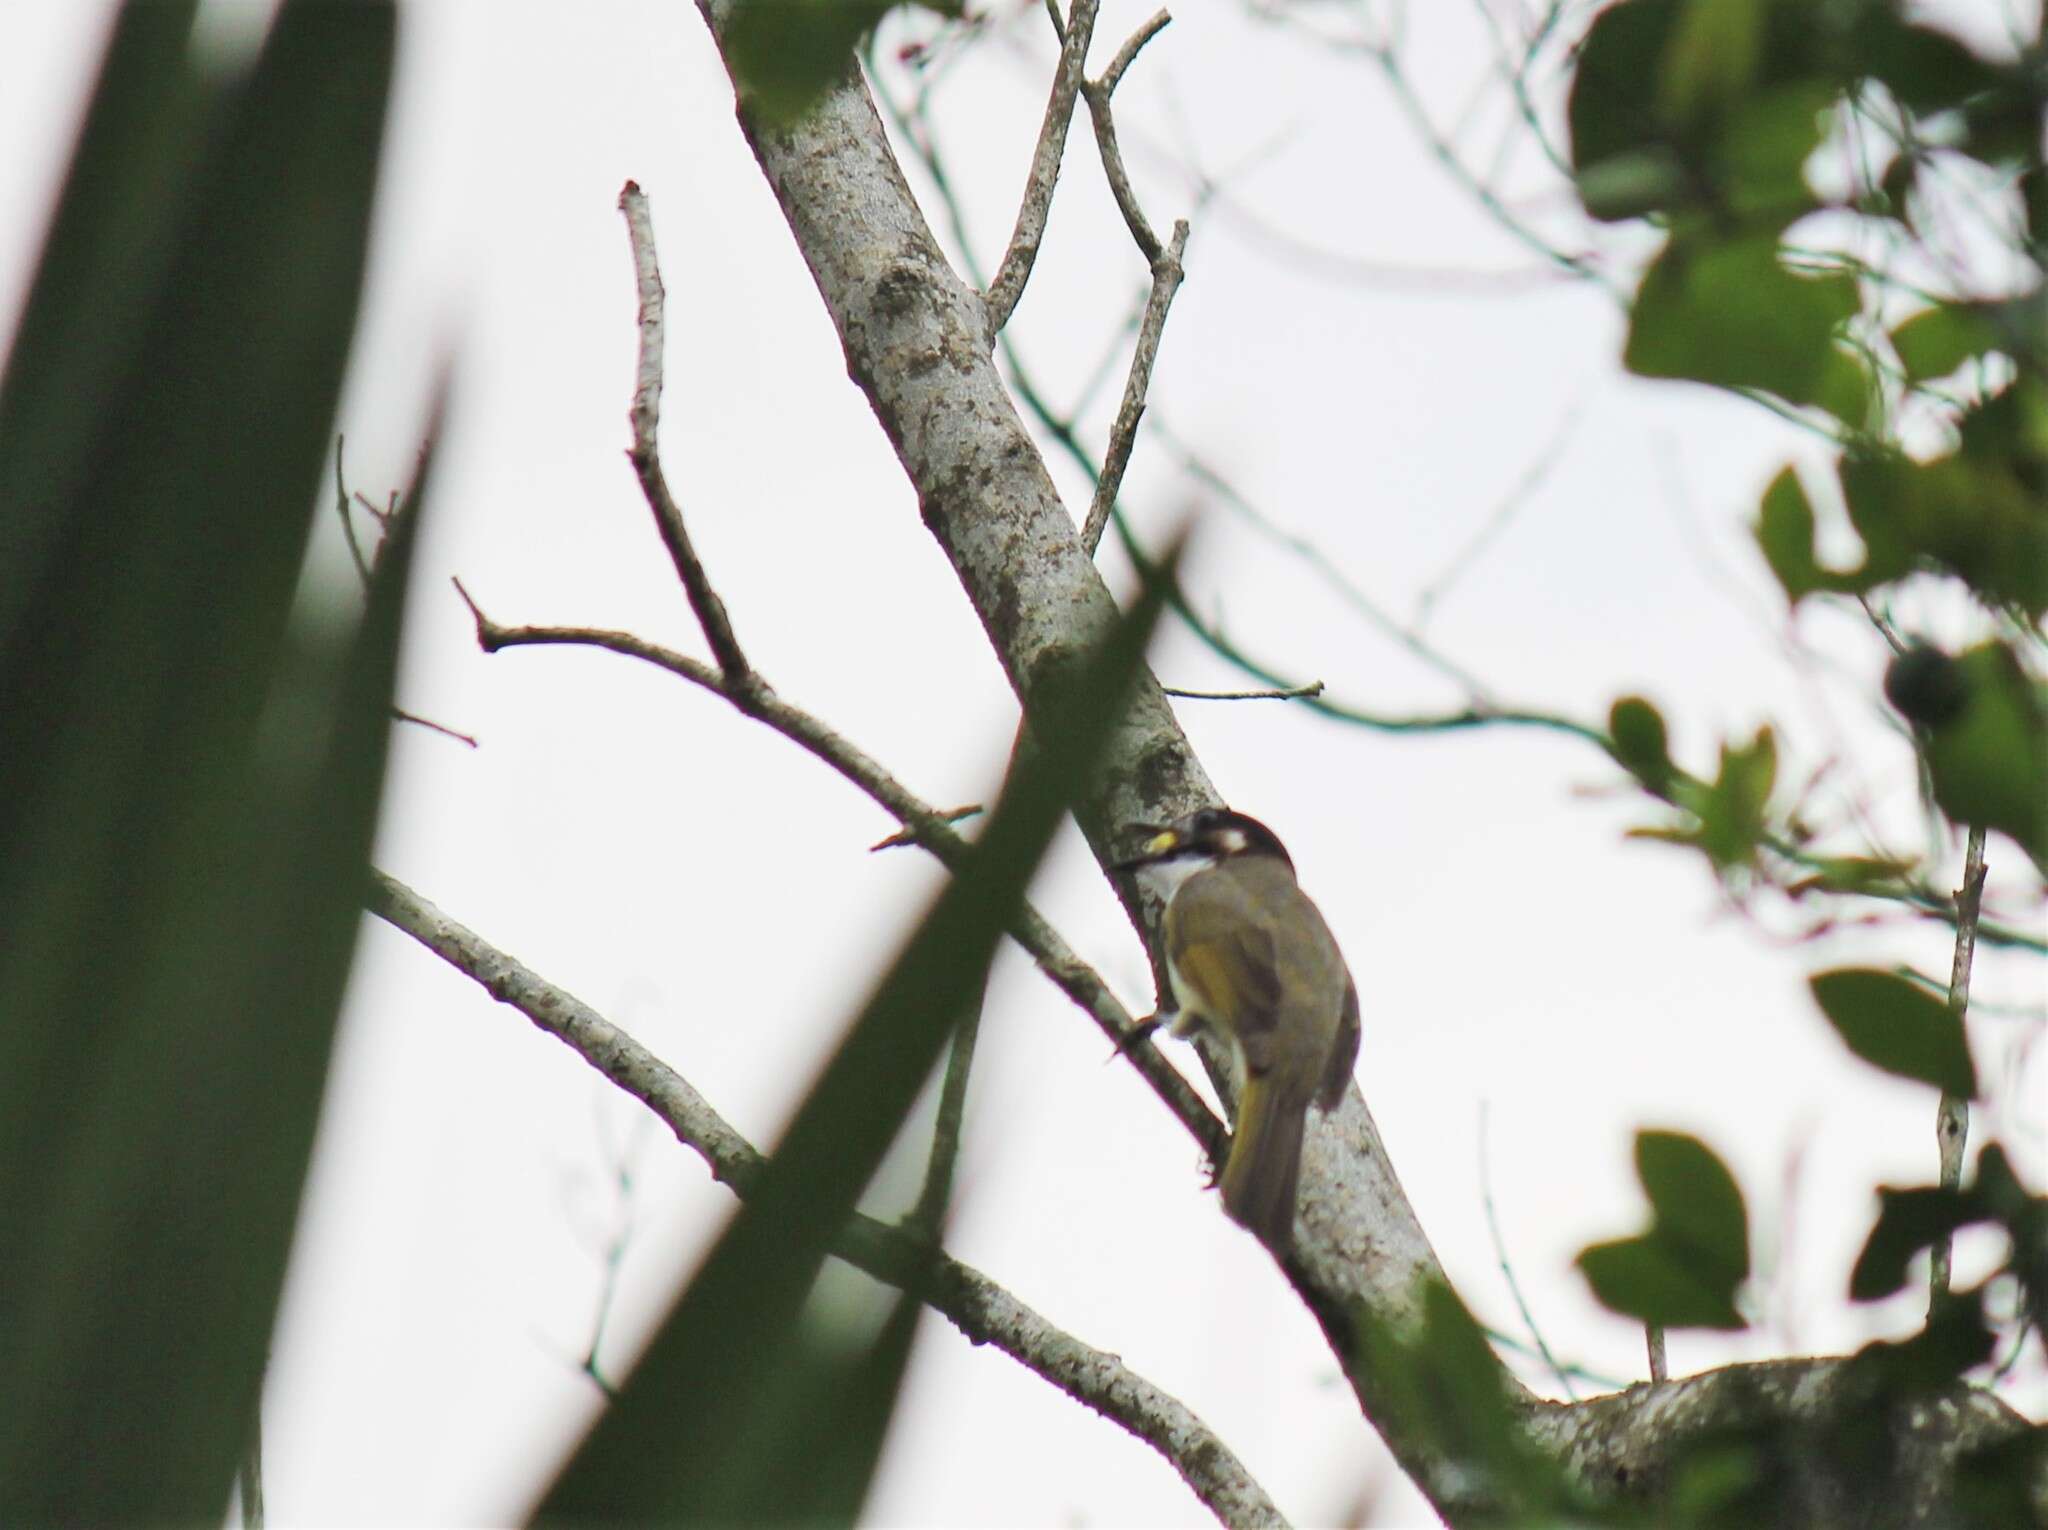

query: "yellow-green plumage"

left=1162, top=854, right=1359, bottom=1248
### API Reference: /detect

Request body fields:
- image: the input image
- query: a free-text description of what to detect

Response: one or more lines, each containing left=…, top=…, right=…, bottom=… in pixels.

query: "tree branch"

left=366, top=870, right=1285, bottom=1528
left=446, top=587, right=1223, bottom=1163
left=617, top=179, right=749, bottom=683
left=691, top=4, right=1459, bottom=1502
left=982, top=0, right=1100, bottom=337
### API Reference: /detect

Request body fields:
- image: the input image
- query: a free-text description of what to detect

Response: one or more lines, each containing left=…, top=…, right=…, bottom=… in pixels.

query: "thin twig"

left=872, top=804, right=983, bottom=850
left=1079, top=11, right=1172, bottom=262
left=1161, top=681, right=1324, bottom=702
left=1647, top=1325, right=1668, bottom=1384
left=1082, top=220, right=1187, bottom=554
left=367, top=871, right=1285, bottom=1529
left=983, top=0, right=1102, bottom=336
left=1931, top=825, right=1988, bottom=1311
left=617, top=180, right=750, bottom=683
left=333, top=436, right=372, bottom=588
left=447, top=583, right=1223, bottom=1161
left=911, top=986, right=985, bottom=1238
left=1477, top=1103, right=1577, bottom=1400
left=391, top=708, right=479, bottom=748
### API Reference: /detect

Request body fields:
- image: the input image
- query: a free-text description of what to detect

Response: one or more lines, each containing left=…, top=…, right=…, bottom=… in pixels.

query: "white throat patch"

left=1131, top=853, right=1216, bottom=905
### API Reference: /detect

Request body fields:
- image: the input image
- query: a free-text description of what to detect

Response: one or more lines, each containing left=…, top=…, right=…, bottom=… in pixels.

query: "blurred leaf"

left=1626, top=229, right=1859, bottom=407
left=1579, top=1236, right=1746, bottom=1331
left=1904, top=642, right=2048, bottom=868
left=1854, top=19, right=2006, bottom=120
left=1756, top=465, right=1826, bottom=602
left=535, top=542, right=1180, bottom=1524
left=1658, top=0, right=1764, bottom=127
left=1609, top=694, right=1673, bottom=790
left=1841, top=422, right=2048, bottom=616
left=1856, top=1146, right=2047, bottom=1320
left=1627, top=726, right=1778, bottom=878
left=1638, top=1131, right=1750, bottom=1290
left=1892, top=302, right=2005, bottom=382
left=0, top=0, right=209, bottom=652
left=1577, top=1131, right=1749, bottom=1330
left=1354, top=1280, right=1581, bottom=1517
left=1809, top=969, right=1977, bottom=1097
left=726, top=0, right=962, bottom=125
left=703, top=1286, right=925, bottom=1525
left=1841, top=1286, right=1996, bottom=1398
left=1850, top=1184, right=1988, bottom=1300
left=0, top=4, right=402, bottom=1521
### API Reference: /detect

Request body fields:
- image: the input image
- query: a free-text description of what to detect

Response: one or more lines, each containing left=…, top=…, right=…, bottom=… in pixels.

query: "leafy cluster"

left=1572, top=0, right=2046, bottom=885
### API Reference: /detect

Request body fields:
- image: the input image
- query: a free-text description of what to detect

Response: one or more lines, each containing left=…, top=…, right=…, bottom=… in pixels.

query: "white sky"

left=3, top=3, right=2042, bottom=1526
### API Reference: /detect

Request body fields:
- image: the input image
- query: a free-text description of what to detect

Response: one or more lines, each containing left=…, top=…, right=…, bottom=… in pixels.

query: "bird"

left=1116, top=806, right=1360, bottom=1250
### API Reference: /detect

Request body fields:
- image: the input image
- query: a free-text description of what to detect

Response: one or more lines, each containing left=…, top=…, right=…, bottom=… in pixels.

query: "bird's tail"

left=1221, top=1077, right=1309, bottom=1251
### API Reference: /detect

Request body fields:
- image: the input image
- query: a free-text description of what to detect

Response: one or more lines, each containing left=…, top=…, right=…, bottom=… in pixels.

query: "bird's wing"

left=1319, top=977, right=1360, bottom=1111
left=1165, top=869, right=1286, bottom=1074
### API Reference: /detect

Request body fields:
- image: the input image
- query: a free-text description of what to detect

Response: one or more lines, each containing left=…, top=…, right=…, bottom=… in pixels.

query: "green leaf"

left=0, top=0, right=209, bottom=653
left=725, top=0, right=962, bottom=125
left=1626, top=228, right=1860, bottom=407
left=1842, top=1286, right=1996, bottom=1398
left=697, top=1283, right=925, bottom=1525
left=1913, top=643, right=2048, bottom=868
left=1850, top=1184, right=1986, bottom=1300
left=1658, top=0, right=1764, bottom=128
left=535, top=541, right=1180, bottom=1524
left=1755, top=466, right=1824, bottom=602
left=1609, top=695, right=1672, bottom=788
left=1352, top=1280, right=1582, bottom=1516
left=1579, top=1236, right=1745, bottom=1330
left=0, top=5, right=402, bottom=1521
left=1809, top=969, right=1977, bottom=1097
left=1576, top=1131, right=1749, bottom=1330
left=1637, top=1130, right=1750, bottom=1290
left=1892, top=303, right=2004, bottom=382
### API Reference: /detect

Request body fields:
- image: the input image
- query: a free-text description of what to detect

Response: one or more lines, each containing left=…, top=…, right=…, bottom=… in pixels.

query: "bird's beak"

left=1113, top=826, right=1179, bottom=872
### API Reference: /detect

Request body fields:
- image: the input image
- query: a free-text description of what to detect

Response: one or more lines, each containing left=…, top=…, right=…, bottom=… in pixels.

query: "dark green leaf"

left=1917, top=643, right=2048, bottom=868
left=1626, top=229, right=1859, bottom=406
left=1842, top=1286, right=1996, bottom=1398
left=0, top=0, right=209, bottom=654
left=1609, top=695, right=1672, bottom=787
left=1850, top=1185, right=1985, bottom=1300
left=0, top=5, right=402, bottom=1520
left=1657, top=0, right=1765, bottom=128
left=535, top=541, right=1180, bottom=1524
left=1851, top=1145, right=2044, bottom=1307
left=725, top=0, right=961, bottom=125
left=1892, top=303, right=2004, bottom=382
left=1637, top=1131, right=1749, bottom=1289
left=1578, top=1234, right=1746, bottom=1330
left=1577, top=1131, right=1749, bottom=1330
left=1809, top=969, right=1977, bottom=1097
left=698, top=1283, right=924, bottom=1525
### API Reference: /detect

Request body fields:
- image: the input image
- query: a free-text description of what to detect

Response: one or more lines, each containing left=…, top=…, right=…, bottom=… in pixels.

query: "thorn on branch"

left=871, top=804, right=985, bottom=851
